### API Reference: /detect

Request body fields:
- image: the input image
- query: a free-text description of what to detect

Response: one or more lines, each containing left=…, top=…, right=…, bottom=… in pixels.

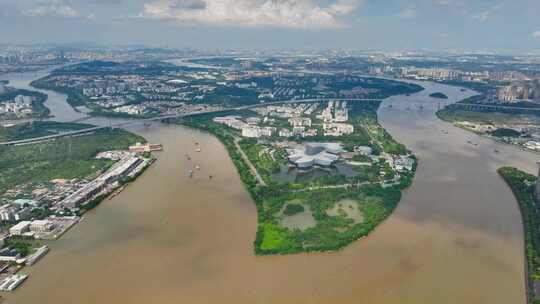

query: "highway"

left=0, top=98, right=379, bottom=146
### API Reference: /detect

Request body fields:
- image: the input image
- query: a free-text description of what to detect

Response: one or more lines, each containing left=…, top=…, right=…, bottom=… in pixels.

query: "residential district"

left=0, top=82, right=47, bottom=121
left=212, top=101, right=413, bottom=174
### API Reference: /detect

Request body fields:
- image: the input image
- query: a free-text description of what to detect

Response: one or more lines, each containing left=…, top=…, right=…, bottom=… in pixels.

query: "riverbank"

left=498, top=167, right=540, bottom=304
left=1, top=68, right=533, bottom=304
left=178, top=98, right=417, bottom=255
left=436, top=107, right=540, bottom=155
left=0, top=124, right=156, bottom=292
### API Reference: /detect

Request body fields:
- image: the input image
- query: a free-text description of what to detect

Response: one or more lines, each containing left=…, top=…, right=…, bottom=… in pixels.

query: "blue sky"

left=1, top=0, right=539, bottom=52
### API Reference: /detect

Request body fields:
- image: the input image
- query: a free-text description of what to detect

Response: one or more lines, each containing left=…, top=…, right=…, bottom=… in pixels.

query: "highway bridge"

left=448, top=103, right=540, bottom=113
left=0, top=98, right=380, bottom=146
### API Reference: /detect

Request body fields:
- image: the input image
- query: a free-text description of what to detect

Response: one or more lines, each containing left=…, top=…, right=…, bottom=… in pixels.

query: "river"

left=0, top=70, right=535, bottom=304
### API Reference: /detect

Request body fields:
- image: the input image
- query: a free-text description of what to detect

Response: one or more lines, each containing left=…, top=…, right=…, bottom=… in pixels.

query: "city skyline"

left=1, top=0, right=540, bottom=52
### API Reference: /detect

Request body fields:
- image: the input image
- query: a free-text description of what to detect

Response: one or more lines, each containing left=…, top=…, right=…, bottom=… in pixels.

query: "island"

left=178, top=98, right=417, bottom=255
left=498, top=167, right=540, bottom=304
left=429, top=92, right=448, bottom=99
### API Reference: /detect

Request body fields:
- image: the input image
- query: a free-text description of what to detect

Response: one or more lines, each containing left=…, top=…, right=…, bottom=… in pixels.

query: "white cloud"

left=23, top=0, right=80, bottom=18
left=398, top=7, right=417, bottom=19
left=532, top=31, right=540, bottom=39
left=141, top=0, right=362, bottom=29
left=328, top=0, right=362, bottom=15
left=472, top=3, right=502, bottom=22
left=433, top=0, right=452, bottom=5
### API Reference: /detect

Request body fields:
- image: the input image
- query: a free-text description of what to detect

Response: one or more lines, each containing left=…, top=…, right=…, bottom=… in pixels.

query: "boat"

left=494, top=149, right=500, bottom=153
left=0, top=274, right=28, bottom=291
left=188, top=170, right=194, bottom=177
left=195, top=148, right=201, bottom=152
left=195, top=165, right=200, bottom=170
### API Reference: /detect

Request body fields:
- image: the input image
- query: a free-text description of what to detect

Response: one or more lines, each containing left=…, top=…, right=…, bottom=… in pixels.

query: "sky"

left=1, top=0, right=539, bottom=52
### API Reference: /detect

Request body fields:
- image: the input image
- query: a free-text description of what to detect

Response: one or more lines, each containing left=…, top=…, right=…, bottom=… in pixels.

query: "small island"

left=429, top=92, right=448, bottom=99
left=498, top=167, right=540, bottom=304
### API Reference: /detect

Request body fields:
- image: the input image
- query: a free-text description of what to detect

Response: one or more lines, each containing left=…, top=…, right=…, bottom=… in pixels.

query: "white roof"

left=10, top=221, right=31, bottom=230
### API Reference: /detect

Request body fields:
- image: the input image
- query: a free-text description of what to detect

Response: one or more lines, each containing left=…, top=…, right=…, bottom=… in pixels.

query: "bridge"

left=448, top=103, right=540, bottom=113
left=0, top=98, right=380, bottom=146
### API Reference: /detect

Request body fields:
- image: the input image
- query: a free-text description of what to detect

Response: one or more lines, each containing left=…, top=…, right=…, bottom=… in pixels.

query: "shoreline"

left=177, top=97, right=418, bottom=255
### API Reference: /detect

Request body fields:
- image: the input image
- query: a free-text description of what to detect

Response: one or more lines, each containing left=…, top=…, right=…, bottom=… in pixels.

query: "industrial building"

left=58, top=156, right=143, bottom=209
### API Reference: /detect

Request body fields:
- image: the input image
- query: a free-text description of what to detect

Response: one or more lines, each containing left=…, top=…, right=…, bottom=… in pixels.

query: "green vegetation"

left=429, top=92, right=448, bottom=99
left=0, top=89, right=49, bottom=118
left=283, top=203, right=305, bottom=216
left=4, top=236, right=42, bottom=257
left=436, top=107, right=539, bottom=126
left=498, top=167, right=540, bottom=303
left=439, top=81, right=494, bottom=94
left=0, top=121, right=94, bottom=142
left=31, top=78, right=87, bottom=107
left=489, top=128, right=521, bottom=138
left=0, top=127, right=144, bottom=195
left=178, top=100, right=416, bottom=255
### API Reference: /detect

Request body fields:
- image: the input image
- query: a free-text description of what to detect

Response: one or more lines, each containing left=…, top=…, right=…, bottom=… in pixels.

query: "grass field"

left=0, top=128, right=144, bottom=195
left=0, top=121, right=95, bottom=142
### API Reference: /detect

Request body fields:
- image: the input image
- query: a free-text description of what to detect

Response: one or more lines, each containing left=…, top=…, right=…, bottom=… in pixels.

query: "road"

left=0, top=98, right=379, bottom=146
left=233, top=137, right=267, bottom=187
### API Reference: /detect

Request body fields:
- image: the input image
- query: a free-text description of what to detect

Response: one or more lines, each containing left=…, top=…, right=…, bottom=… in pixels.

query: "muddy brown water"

left=1, top=71, right=534, bottom=304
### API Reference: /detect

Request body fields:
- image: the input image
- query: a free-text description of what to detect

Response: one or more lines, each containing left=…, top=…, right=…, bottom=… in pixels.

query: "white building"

left=241, top=126, right=275, bottom=138
left=288, top=117, right=312, bottom=127
left=9, top=221, right=31, bottom=236
left=323, top=123, right=354, bottom=136
left=29, top=220, right=55, bottom=233
left=242, top=126, right=261, bottom=138
left=287, top=143, right=344, bottom=169
left=0, top=205, right=16, bottom=222
left=279, top=129, right=293, bottom=137
left=394, top=156, right=414, bottom=171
